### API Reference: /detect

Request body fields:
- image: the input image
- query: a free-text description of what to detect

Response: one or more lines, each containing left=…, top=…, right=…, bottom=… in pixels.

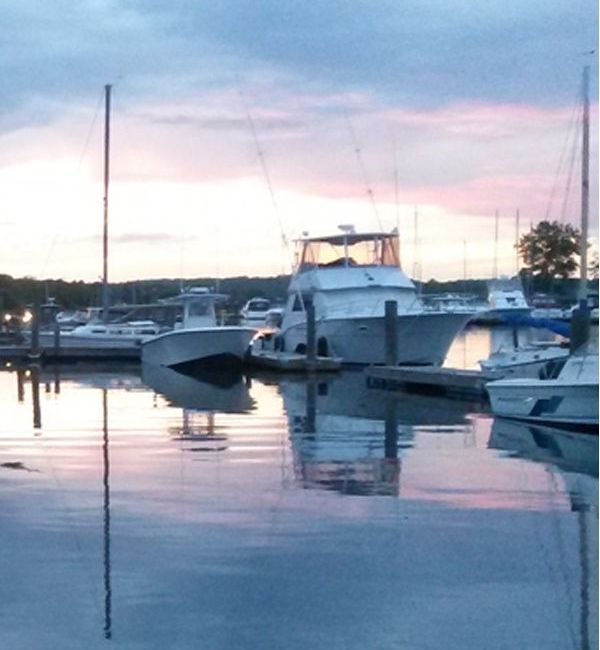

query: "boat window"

left=249, top=300, right=270, bottom=311
left=299, top=235, right=399, bottom=269
left=91, top=328, right=106, bottom=334
left=188, top=300, right=210, bottom=316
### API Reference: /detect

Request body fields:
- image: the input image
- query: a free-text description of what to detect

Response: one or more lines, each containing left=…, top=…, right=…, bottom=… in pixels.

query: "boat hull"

left=281, top=312, right=471, bottom=365
left=487, top=379, right=599, bottom=427
left=37, top=331, right=142, bottom=350
left=141, top=327, right=256, bottom=369
left=474, top=307, right=533, bottom=324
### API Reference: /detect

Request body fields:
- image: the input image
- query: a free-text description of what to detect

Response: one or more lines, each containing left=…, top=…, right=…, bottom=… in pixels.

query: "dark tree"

left=518, top=220, right=581, bottom=280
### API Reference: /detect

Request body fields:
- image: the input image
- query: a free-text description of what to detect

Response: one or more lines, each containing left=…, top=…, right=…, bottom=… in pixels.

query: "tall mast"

left=102, top=84, right=112, bottom=322
left=493, top=209, right=499, bottom=278
left=579, top=66, right=590, bottom=301
left=515, top=208, right=520, bottom=276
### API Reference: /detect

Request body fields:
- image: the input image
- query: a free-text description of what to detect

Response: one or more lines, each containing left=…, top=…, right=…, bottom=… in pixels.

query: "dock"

left=0, top=345, right=141, bottom=364
left=247, top=349, right=342, bottom=372
left=366, top=365, right=489, bottom=398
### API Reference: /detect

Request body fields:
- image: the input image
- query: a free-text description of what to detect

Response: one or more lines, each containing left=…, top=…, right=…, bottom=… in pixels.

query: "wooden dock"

left=366, top=365, right=489, bottom=398
left=0, top=345, right=141, bottom=364
left=247, top=349, right=342, bottom=372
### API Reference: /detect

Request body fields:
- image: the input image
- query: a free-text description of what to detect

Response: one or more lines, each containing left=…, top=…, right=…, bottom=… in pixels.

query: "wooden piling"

left=570, top=302, right=590, bottom=352
left=53, top=320, right=61, bottom=357
left=29, top=303, right=40, bottom=360
left=384, top=300, right=398, bottom=366
left=306, top=302, right=316, bottom=371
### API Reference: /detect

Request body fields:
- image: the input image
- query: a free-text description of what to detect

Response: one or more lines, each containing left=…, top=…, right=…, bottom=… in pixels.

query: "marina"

left=1, top=3, right=598, bottom=648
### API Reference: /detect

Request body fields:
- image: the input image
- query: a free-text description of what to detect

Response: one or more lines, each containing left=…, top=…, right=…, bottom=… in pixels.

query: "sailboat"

left=487, top=66, right=598, bottom=427
left=33, top=85, right=162, bottom=353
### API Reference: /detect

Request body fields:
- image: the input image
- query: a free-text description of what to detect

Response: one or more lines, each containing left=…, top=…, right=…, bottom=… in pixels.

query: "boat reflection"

left=281, top=371, right=480, bottom=497
left=141, top=364, right=254, bottom=414
left=142, top=364, right=254, bottom=448
left=489, top=418, right=598, bottom=478
left=489, top=417, right=598, bottom=650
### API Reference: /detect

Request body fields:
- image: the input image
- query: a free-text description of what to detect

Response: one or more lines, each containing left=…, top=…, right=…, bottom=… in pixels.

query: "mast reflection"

left=102, top=389, right=112, bottom=640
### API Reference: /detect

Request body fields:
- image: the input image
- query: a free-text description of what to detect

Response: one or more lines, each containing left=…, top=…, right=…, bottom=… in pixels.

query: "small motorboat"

left=486, top=346, right=598, bottom=429
left=142, top=288, right=256, bottom=370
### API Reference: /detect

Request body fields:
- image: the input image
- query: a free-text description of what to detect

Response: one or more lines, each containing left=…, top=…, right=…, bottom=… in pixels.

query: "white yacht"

left=141, top=288, right=256, bottom=369
left=478, top=278, right=532, bottom=323
left=480, top=342, right=569, bottom=379
left=36, top=318, right=161, bottom=350
left=240, top=297, right=271, bottom=326
left=274, top=228, right=472, bottom=365
left=486, top=347, right=598, bottom=428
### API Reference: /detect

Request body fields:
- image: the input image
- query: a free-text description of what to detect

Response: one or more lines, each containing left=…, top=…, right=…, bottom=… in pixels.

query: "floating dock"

left=366, top=365, right=489, bottom=398
left=247, top=350, right=342, bottom=372
left=0, top=345, right=141, bottom=364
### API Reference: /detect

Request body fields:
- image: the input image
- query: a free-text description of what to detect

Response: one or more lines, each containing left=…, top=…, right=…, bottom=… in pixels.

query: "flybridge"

left=296, top=230, right=401, bottom=270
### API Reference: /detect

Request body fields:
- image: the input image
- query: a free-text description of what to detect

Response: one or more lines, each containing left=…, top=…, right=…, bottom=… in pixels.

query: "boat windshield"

left=298, top=234, right=399, bottom=269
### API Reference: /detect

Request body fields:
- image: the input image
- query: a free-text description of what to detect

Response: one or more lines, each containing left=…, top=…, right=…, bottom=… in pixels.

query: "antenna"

left=240, top=89, right=289, bottom=274
left=344, top=110, right=383, bottom=230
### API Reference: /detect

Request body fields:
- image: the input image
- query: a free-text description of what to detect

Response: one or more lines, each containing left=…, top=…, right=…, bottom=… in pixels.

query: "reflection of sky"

left=0, top=362, right=597, bottom=649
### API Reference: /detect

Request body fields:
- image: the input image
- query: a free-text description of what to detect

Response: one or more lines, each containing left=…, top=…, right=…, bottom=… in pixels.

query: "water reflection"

left=490, top=418, right=599, bottom=650
left=489, top=418, right=599, bottom=478
left=101, top=389, right=112, bottom=640
left=142, top=364, right=253, bottom=414
left=281, top=371, right=481, bottom=496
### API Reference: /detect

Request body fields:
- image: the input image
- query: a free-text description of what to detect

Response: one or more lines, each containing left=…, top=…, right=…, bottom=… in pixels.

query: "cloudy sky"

left=1, top=0, right=598, bottom=281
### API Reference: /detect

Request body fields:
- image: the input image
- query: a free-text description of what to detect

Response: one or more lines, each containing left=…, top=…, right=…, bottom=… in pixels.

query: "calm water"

left=0, top=327, right=597, bottom=650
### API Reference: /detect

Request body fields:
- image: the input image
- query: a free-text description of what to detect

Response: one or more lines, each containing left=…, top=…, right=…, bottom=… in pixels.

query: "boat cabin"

left=162, top=288, right=226, bottom=329
left=296, top=231, right=400, bottom=270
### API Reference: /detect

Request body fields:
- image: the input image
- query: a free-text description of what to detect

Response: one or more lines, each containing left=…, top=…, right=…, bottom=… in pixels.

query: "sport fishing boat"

left=274, top=227, right=472, bottom=365
left=486, top=346, right=598, bottom=429
left=141, top=288, right=256, bottom=369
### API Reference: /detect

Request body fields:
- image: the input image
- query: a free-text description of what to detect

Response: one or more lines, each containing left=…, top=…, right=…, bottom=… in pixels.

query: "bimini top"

left=296, top=230, right=400, bottom=269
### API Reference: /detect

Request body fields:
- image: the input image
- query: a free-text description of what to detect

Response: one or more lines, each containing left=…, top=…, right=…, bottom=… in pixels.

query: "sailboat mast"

left=579, top=65, right=590, bottom=301
left=102, top=84, right=112, bottom=322
left=493, top=209, right=499, bottom=278
left=515, top=208, right=520, bottom=276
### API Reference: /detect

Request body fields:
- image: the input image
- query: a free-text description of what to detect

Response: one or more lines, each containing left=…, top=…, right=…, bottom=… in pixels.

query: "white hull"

left=37, top=331, right=142, bottom=350
left=480, top=346, right=569, bottom=379
left=487, top=380, right=598, bottom=427
left=476, top=307, right=533, bottom=323
left=281, top=312, right=471, bottom=365
left=142, top=327, right=256, bottom=368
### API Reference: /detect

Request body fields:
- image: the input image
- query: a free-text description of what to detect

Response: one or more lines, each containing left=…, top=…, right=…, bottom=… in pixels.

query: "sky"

left=0, top=0, right=598, bottom=282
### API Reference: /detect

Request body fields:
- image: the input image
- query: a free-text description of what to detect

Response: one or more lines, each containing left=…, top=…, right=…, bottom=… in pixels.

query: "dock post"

left=384, top=300, right=398, bottom=366
left=31, top=365, right=41, bottom=430
left=53, top=320, right=61, bottom=359
left=570, top=301, right=590, bottom=352
left=29, top=303, right=40, bottom=360
left=306, top=302, right=316, bottom=370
